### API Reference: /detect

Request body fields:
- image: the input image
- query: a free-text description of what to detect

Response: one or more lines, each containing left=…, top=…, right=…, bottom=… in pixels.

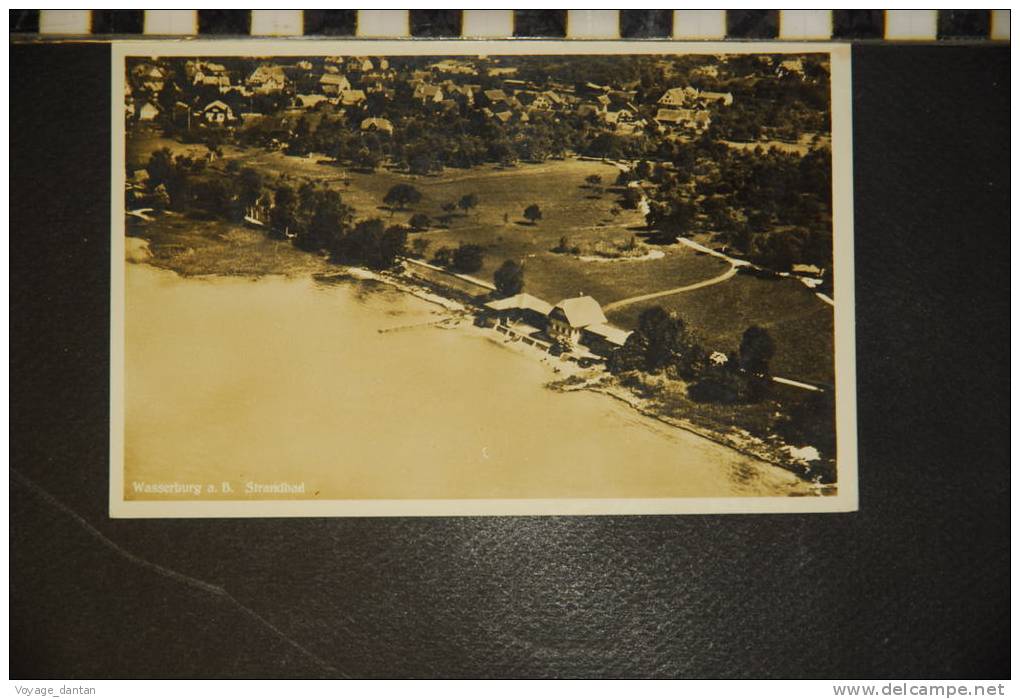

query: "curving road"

left=603, top=263, right=737, bottom=312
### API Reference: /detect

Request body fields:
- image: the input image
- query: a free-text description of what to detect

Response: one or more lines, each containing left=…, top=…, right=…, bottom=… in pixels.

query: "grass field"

left=607, top=273, right=835, bottom=386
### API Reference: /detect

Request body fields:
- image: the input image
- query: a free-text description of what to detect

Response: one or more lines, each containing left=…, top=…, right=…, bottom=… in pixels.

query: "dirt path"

left=602, top=264, right=737, bottom=312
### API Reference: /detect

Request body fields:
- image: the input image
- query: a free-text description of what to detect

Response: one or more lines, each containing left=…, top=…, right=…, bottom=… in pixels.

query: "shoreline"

left=127, top=226, right=833, bottom=491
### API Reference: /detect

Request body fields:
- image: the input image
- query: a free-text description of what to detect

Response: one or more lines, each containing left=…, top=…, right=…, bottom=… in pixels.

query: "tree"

left=410, top=238, right=430, bottom=259
left=585, top=174, right=603, bottom=187
left=432, top=246, right=454, bottom=267
left=145, top=148, right=176, bottom=191
left=621, top=188, right=643, bottom=209
left=451, top=243, right=484, bottom=273
left=608, top=306, right=704, bottom=378
left=296, top=188, right=352, bottom=253
left=338, top=219, right=406, bottom=268
left=378, top=225, right=408, bottom=268
left=355, top=148, right=379, bottom=172
left=646, top=198, right=695, bottom=243
left=269, top=184, right=299, bottom=239
left=150, top=183, right=170, bottom=211
left=383, top=183, right=422, bottom=214
left=458, top=193, right=479, bottom=217
left=494, top=259, right=524, bottom=297
left=238, top=167, right=264, bottom=208
left=409, top=213, right=431, bottom=231
left=523, top=203, right=542, bottom=225
left=738, top=326, right=775, bottom=376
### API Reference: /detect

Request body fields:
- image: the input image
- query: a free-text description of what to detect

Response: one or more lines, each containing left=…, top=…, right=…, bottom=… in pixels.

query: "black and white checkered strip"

left=11, top=9, right=1010, bottom=40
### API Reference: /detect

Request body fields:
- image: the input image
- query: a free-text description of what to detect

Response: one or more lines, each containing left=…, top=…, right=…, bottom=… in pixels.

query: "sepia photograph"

left=110, top=40, right=856, bottom=516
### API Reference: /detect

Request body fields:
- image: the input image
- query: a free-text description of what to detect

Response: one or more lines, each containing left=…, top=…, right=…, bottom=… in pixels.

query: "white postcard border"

left=110, top=39, right=857, bottom=517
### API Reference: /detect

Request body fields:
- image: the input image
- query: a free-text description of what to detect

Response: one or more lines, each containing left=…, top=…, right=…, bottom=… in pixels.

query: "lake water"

left=124, top=263, right=810, bottom=500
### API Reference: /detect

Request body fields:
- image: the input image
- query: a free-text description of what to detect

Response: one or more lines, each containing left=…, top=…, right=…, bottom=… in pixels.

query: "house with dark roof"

left=478, top=89, right=512, bottom=110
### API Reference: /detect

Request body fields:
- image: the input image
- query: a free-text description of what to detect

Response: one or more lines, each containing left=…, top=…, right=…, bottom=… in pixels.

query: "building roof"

left=584, top=323, right=632, bottom=347
left=552, top=296, right=607, bottom=329
left=360, top=117, right=394, bottom=133
left=296, top=94, right=329, bottom=108
left=415, top=84, right=443, bottom=99
left=339, top=89, right=367, bottom=105
left=202, top=100, right=232, bottom=113
left=248, top=65, right=286, bottom=84
left=656, top=108, right=695, bottom=124
left=659, top=86, right=699, bottom=104
left=485, top=293, right=553, bottom=316
left=319, top=73, right=350, bottom=86
left=700, top=90, right=734, bottom=105
left=483, top=89, right=509, bottom=103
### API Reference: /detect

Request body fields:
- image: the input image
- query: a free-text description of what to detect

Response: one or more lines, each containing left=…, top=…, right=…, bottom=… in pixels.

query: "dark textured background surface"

left=10, top=43, right=1009, bottom=678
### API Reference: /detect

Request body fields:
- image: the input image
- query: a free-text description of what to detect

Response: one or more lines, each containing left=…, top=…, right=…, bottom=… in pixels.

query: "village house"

left=440, top=82, right=476, bottom=107
left=429, top=59, right=478, bottom=76
left=201, top=100, right=235, bottom=125
left=132, top=64, right=166, bottom=93
left=190, top=61, right=230, bottom=90
left=484, top=294, right=553, bottom=331
left=346, top=57, right=375, bottom=73
left=698, top=90, right=734, bottom=107
left=483, top=293, right=631, bottom=359
left=413, top=83, right=444, bottom=104
left=519, top=92, right=551, bottom=111
left=360, top=117, right=394, bottom=135
left=547, top=296, right=608, bottom=348
left=319, top=73, right=351, bottom=96
left=339, top=89, right=367, bottom=107
left=658, top=86, right=701, bottom=108
left=581, top=323, right=633, bottom=357
left=246, top=64, right=287, bottom=94
left=136, top=100, right=160, bottom=122
left=579, top=81, right=611, bottom=97
left=655, top=107, right=711, bottom=133
left=294, top=94, right=329, bottom=110
left=777, top=57, right=805, bottom=77
left=478, top=88, right=512, bottom=111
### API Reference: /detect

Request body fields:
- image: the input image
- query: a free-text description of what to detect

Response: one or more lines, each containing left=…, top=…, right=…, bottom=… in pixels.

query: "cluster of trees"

left=608, top=306, right=778, bottom=405
left=266, top=183, right=408, bottom=269
left=431, top=242, right=484, bottom=273
left=139, top=147, right=267, bottom=219
left=639, top=136, right=833, bottom=271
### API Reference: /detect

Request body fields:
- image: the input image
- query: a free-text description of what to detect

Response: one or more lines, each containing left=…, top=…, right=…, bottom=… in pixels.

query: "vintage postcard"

left=110, top=39, right=856, bottom=517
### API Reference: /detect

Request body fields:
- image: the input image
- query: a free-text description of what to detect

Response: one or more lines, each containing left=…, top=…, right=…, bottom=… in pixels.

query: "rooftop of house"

left=361, top=117, right=394, bottom=132
left=585, top=323, right=632, bottom=347
left=552, top=296, right=607, bottom=329
left=485, top=293, right=554, bottom=316
left=340, top=89, right=367, bottom=105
